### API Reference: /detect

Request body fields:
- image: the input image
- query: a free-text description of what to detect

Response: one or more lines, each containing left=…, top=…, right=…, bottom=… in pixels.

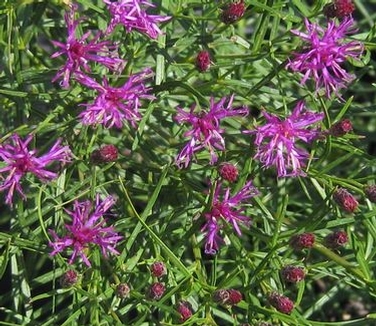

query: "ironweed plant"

left=0, top=0, right=376, bottom=325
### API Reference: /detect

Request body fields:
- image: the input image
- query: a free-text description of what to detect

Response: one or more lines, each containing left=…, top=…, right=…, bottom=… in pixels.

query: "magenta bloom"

left=49, top=195, right=122, bottom=267
left=175, top=95, right=248, bottom=168
left=246, top=101, right=324, bottom=177
left=76, top=69, right=154, bottom=128
left=51, top=6, right=125, bottom=88
left=104, top=0, right=171, bottom=39
left=202, top=180, right=258, bottom=254
left=286, top=17, right=363, bottom=98
left=0, top=134, right=72, bottom=206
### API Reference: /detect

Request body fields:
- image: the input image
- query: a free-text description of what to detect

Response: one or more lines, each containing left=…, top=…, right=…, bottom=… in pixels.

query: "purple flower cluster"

left=51, top=6, right=125, bottom=89
left=174, top=95, right=248, bottom=168
left=40, top=0, right=170, bottom=269
left=104, top=0, right=171, bottom=39
left=49, top=195, right=122, bottom=267
left=246, top=101, right=324, bottom=177
left=76, top=69, right=155, bottom=128
left=0, top=134, right=72, bottom=206
left=202, top=181, right=259, bottom=254
left=287, top=17, right=363, bottom=98
left=51, top=2, right=167, bottom=129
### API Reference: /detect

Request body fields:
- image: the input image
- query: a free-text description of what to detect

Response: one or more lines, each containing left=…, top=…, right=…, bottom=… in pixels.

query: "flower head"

left=51, top=6, right=125, bottom=88
left=333, top=187, right=358, bottom=213
left=220, top=0, right=246, bottom=24
left=201, top=180, right=258, bottom=254
left=289, top=233, right=315, bottom=250
left=147, top=282, right=165, bottom=300
left=281, top=265, right=305, bottom=283
left=0, top=134, right=72, bottom=206
left=324, top=230, right=348, bottom=249
left=218, top=162, right=239, bottom=183
left=196, top=50, right=211, bottom=72
left=104, top=0, right=171, bottom=39
left=268, top=292, right=294, bottom=314
left=76, top=69, right=154, bottom=129
left=176, top=300, right=193, bottom=323
left=175, top=95, right=248, bottom=168
left=150, top=261, right=167, bottom=278
left=246, top=101, right=324, bottom=177
left=49, top=195, right=122, bottom=267
left=286, top=17, right=363, bottom=98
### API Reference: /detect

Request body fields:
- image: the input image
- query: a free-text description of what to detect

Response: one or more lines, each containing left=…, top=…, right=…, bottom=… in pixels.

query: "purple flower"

left=286, top=17, right=363, bottom=98
left=49, top=195, right=122, bottom=267
left=76, top=68, right=154, bottom=128
left=175, top=95, right=248, bottom=168
left=51, top=6, right=125, bottom=88
left=0, top=134, right=72, bottom=207
left=104, top=0, right=171, bottom=39
left=202, top=180, right=258, bottom=254
left=201, top=218, right=223, bottom=255
left=245, top=101, right=324, bottom=177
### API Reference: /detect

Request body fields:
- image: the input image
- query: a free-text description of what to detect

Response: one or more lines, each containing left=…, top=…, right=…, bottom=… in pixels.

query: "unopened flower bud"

left=91, top=144, right=118, bottom=164
left=116, top=283, right=131, bottom=299
left=227, top=289, right=243, bottom=305
left=268, top=292, right=294, bottom=314
left=196, top=50, right=211, bottom=72
left=150, top=261, right=167, bottom=278
left=365, top=185, right=376, bottom=203
left=213, top=288, right=242, bottom=306
left=324, top=230, right=348, bottom=249
left=176, top=300, right=193, bottom=323
left=281, top=265, right=305, bottom=283
left=333, top=188, right=358, bottom=213
left=147, top=282, right=165, bottom=300
left=60, top=270, right=79, bottom=288
left=289, top=233, right=315, bottom=250
left=220, top=0, right=246, bottom=24
left=219, top=163, right=239, bottom=182
left=324, top=0, right=355, bottom=19
left=330, top=119, right=353, bottom=137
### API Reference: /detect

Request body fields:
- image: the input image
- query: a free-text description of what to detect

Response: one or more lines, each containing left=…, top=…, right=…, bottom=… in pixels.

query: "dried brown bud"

left=365, top=185, right=376, bottom=203
left=60, top=270, right=79, bottom=288
left=324, top=230, right=348, bottom=249
left=116, top=283, right=131, bottom=299
left=213, top=288, right=242, bottom=306
left=91, top=144, right=118, bottom=164
left=324, top=0, right=355, bottom=19
left=330, top=119, right=353, bottom=137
